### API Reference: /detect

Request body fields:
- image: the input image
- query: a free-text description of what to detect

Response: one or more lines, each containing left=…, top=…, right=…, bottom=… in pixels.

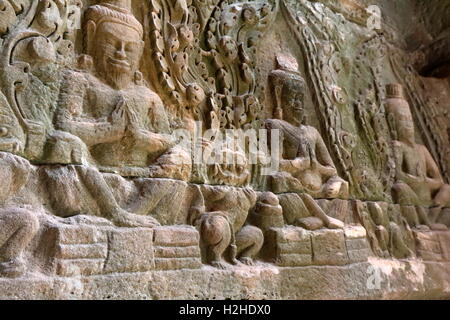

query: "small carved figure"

left=386, top=83, right=450, bottom=230
left=53, top=2, right=181, bottom=171
left=189, top=185, right=263, bottom=269
left=0, top=153, right=39, bottom=278
left=356, top=201, right=414, bottom=259
left=205, top=137, right=251, bottom=187
left=249, top=192, right=284, bottom=232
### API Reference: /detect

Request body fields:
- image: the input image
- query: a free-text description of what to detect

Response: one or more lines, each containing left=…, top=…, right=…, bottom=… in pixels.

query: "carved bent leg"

left=415, top=206, right=447, bottom=231
left=299, top=193, right=344, bottom=229
left=393, top=183, right=432, bottom=229
left=199, top=214, right=232, bottom=269
left=391, top=182, right=447, bottom=229
left=75, top=166, right=160, bottom=228
left=235, top=225, right=263, bottom=266
left=0, top=209, right=39, bottom=278
left=392, top=182, right=421, bottom=206
left=429, top=184, right=450, bottom=228
left=433, top=184, right=450, bottom=207
left=400, top=205, right=421, bottom=228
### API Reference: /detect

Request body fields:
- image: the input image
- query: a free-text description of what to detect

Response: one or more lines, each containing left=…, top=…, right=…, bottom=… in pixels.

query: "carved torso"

left=57, top=70, right=171, bottom=167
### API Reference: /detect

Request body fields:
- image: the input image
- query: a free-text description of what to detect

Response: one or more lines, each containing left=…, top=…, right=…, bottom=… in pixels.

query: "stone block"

left=55, top=243, right=108, bottom=260
left=152, top=226, right=202, bottom=270
left=154, top=245, right=201, bottom=259
left=311, top=229, right=348, bottom=265
left=274, top=253, right=312, bottom=267
left=103, top=228, right=155, bottom=273
left=438, top=232, right=450, bottom=261
left=263, top=227, right=312, bottom=266
left=154, top=258, right=202, bottom=270
left=277, top=193, right=310, bottom=224
left=49, top=224, right=107, bottom=245
left=153, top=226, right=199, bottom=247
left=414, top=230, right=450, bottom=262
left=56, top=259, right=105, bottom=277
left=344, top=225, right=370, bottom=263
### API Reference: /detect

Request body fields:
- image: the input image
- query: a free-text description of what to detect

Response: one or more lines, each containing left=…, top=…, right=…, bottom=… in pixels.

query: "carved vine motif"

left=146, top=0, right=279, bottom=186
left=0, top=0, right=82, bottom=159
left=280, top=0, right=445, bottom=202
left=147, top=0, right=278, bottom=131
left=351, top=36, right=396, bottom=200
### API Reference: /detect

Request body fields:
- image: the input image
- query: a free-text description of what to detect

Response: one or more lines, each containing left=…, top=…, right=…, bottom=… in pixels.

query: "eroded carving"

left=189, top=185, right=262, bottom=268
left=0, top=152, right=39, bottom=278
left=265, top=54, right=347, bottom=230
left=0, top=0, right=449, bottom=300
left=386, top=83, right=450, bottom=231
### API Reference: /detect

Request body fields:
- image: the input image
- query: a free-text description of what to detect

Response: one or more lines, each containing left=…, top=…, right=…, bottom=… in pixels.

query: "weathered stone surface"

left=263, top=227, right=313, bottom=267
left=103, top=228, right=155, bottom=274
left=345, top=226, right=371, bottom=263
left=153, top=226, right=202, bottom=270
left=277, top=193, right=310, bottom=224
left=0, top=259, right=448, bottom=300
left=415, top=230, right=450, bottom=262
left=0, top=0, right=449, bottom=300
left=311, top=229, right=349, bottom=266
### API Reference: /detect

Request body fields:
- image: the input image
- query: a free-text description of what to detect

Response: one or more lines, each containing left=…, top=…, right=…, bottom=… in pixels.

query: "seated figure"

left=266, top=56, right=349, bottom=199
left=42, top=1, right=192, bottom=228
left=386, top=83, right=450, bottom=230
left=264, top=55, right=348, bottom=230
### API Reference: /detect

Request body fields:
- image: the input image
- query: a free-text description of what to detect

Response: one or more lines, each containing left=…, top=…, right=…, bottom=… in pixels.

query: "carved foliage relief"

left=0, top=0, right=449, bottom=286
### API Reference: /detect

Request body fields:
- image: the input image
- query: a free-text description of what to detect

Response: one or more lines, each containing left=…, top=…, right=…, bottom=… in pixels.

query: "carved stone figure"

left=265, top=55, right=348, bottom=229
left=249, top=192, right=284, bottom=232
left=52, top=1, right=189, bottom=178
left=203, top=136, right=251, bottom=187
left=386, top=83, right=450, bottom=230
left=355, top=201, right=414, bottom=259
left=0, top=153, right=39, bottom=277
left=189, top=185, right=263, bottom=269
left=266, top=55, right=349, bottom=199
left=43, top=0, right=184, bottom=228
left=0, top=0, right=449, bottom=300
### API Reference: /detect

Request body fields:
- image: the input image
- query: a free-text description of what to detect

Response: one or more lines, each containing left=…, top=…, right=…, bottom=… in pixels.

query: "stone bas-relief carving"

left=267, top=55, right=349, bottom=200
left=189, top=185, right=263, bottom=269
left=386, top=83, right=450, bottom=231
left=0, top=0, right=449, bottom=300
left=265, top=55, right=348, bottom=230
left=0, top=153, right=39, bottom=278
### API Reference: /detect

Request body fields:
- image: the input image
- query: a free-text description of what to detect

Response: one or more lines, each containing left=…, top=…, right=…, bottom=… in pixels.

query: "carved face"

left=283, top=86, right=304, bottom=126
left=396, top=112, right=415, bottom=142
left=391, top=101, right=415, bottom=143
left=92, top=22, right=144, bottom=89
